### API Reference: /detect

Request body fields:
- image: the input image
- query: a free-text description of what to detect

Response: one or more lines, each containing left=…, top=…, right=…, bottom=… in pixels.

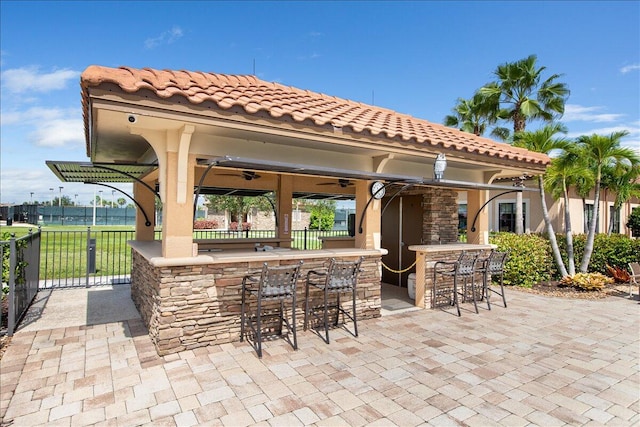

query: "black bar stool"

left=433, top=251, right=480, bottom=316
left=240, top=261, right=303, bottom=358
left=304, top=257, right=363, bottom=343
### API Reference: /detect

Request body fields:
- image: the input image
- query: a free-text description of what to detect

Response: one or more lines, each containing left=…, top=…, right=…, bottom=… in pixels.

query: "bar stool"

left=477, top=250, right=509, bottom=309
left=432, top=251, right=480, bottom=316
left=304, top=257, right=363, bottom=344
left=240, top=261, right=303, bottom=358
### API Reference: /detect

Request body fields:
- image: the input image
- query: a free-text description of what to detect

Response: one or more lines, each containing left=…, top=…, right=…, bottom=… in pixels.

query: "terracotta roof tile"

left=81, top=65, right=549, bottom=166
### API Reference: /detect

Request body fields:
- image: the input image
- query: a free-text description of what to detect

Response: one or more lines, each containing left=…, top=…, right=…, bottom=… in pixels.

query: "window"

left=498, top=202, right=526, bottom=232
left=458, top=204, right=468, bottom=231
left=609, top=205, right=620, bottom=234
left=584, top=204, right=600, bottom=233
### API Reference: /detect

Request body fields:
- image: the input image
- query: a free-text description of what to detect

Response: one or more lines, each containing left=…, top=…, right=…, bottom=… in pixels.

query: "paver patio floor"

left=1, top=286, right=638, bottom=426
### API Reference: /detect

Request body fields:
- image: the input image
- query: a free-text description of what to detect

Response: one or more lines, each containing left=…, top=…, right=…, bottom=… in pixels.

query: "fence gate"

left=1, top=230, right=41, bottom=336
left=40, top=228, right=134, bottom=288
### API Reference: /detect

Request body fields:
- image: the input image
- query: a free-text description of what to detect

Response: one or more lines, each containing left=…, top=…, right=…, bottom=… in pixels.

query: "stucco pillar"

left=161, top=152, right=196, bottom=257
left=467, top=189, right=488, bottom=245
left=355, top=181, right=381, bottom=249
left=277, top=175, right=293, bottom=248
left=133, top=181, right=155, bottom=241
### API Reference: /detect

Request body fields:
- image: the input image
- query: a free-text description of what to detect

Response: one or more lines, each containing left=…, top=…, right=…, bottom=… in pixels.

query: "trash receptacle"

left=408, top=273, right=416, bottom=300
left=6, top=218, right=12, bottom=226
left=88, top=238, right=96, bottom=273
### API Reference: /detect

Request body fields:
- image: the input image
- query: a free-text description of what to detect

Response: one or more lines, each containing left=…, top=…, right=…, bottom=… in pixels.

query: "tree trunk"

left=562, top=179, right=575, bottom=276
left=538, top=175, right=568, bottom=277
left=580, top=171, right=601, bottom=272
left=515, top=190, right=524, bottom=235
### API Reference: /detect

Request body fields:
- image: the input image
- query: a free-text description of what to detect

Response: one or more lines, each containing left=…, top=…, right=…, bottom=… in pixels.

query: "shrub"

left=229, top=222, right=251, bottom=231
left=560, top=272, right=612, bottom=291
left=193, top=220, right=219, bottom=230
left=490, top=232, right=553, bottom=288
left=627, top=207, right=640, bottom=237
left=566, top=233, right=640, bottom=274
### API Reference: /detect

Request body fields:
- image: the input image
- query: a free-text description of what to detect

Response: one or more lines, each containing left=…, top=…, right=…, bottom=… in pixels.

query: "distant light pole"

left=49, top=188, right=54, bottom=222
left=59, top=186, right=64, bottom=207
left=30, top=192, right=34, bottom=203
left=99, top=190, right=103, bottom=207
left=74, top=194, right=78, bottom=206
left=111, top=190, right=115, bottom=208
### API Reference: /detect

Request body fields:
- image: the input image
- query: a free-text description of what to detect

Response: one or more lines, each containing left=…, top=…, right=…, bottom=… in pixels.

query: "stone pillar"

left=422, top=188, right=459, bottom=244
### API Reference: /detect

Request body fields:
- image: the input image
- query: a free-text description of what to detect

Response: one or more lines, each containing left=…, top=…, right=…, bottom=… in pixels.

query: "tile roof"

left=81, top=65, right=549, bottom=167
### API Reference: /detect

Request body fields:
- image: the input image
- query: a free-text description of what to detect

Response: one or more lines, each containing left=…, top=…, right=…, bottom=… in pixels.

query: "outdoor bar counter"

left=408, top=243, right=496, bottom=309
left=129, top=241, right=385, bottom=355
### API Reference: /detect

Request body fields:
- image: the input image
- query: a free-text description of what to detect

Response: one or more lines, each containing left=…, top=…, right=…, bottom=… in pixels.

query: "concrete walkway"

left=1, top=285, right=638, bottom=426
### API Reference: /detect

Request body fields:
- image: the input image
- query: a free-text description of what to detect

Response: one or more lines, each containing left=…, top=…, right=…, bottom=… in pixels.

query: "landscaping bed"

left=515, top=281, right=632, bottom=300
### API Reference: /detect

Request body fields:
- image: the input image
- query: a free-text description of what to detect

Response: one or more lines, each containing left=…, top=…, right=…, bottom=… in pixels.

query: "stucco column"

left=467, top=189, right=489, bottom=245
left=133, top=181, right=155, bottom=241
left=277, top=175, right=293, bottom=248
left=355, top=181, right=381, bottom=249
left=162, top=152, right=197, bottom=257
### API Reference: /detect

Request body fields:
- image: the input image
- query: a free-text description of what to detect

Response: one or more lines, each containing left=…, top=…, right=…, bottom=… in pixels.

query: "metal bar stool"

left=432, top=251, right=480, bottom=316
left=240, top=261, right=303, bottom=358
left=477, top=250, right=509, bottom=309
left=304, top=257, right=364, bottom=344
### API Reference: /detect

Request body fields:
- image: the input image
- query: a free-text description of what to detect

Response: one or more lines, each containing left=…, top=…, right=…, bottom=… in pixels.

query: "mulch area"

left=515, top=281, right=634, bottom=300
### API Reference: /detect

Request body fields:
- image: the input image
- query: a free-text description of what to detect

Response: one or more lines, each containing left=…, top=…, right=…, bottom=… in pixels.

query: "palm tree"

left=479, top=55, right=569, bottom=235
left=601, top=163, right=640, bottom=235
left=544, top=149, right=593, bottom=276
left=479, top=54, right=570, bottom=134
left=575, top=131, right=639, bottom=272
left=513, top=124, right=571, bottom=277
left=444, top=91, right=506, bottom=138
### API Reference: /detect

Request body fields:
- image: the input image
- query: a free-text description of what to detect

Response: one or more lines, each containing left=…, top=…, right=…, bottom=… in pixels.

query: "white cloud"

left=563, top=104, right=624, bottom=123
left=620, top=64, right=640, bottom=74
left=1, top=66, right=80, bottom=93
left=145, top=26, right=184, bottom=49
left=1, top=106, right=83, bottom=148
left=29, top=117, right=84, bottom=148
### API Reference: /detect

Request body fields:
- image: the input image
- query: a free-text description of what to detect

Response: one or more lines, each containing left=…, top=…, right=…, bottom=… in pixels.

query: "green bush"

left=564, top=233, right=640, bottom=274
left=490, top=232, right=554, bottom=288
left=627, top=207, right=640, bottom=237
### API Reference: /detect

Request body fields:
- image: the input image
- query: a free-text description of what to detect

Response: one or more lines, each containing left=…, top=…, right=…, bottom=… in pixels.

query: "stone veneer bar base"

left=130, top=249, right=382, bottom=356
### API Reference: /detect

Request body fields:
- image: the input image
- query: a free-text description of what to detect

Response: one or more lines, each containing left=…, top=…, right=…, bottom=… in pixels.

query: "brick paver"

left=1, top=289, right=639, bottom=426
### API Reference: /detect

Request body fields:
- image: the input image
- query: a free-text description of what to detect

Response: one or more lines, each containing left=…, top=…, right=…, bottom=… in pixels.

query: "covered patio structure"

left=48, top=65, right=549, bottom=355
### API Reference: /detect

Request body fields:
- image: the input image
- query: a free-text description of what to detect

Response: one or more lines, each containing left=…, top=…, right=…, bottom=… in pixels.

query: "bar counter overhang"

left=129, top=241, right=386, bottom=355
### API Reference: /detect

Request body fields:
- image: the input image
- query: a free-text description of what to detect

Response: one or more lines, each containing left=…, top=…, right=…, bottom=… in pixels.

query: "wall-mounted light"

left=434, top=153, right=447, bottom=180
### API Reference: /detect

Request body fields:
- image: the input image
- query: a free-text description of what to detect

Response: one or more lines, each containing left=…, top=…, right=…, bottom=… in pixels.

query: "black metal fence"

left=40, top=229, right=135, bottom=288
left=37, top=228, right=350, bottom=289
left=1, top=230, right=41, bottom=336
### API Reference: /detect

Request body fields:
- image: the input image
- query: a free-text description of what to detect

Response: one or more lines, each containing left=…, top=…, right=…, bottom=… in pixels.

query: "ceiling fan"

left=317, top=179, right=354, bottom=188
left=215, top=170, right=262, bottom=181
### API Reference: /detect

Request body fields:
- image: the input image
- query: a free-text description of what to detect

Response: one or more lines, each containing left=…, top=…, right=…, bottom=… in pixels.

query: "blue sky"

left=1, top=1, right=638, bottom=205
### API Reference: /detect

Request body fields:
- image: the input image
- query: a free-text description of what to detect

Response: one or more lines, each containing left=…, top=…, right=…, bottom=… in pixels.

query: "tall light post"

left=49, top=187, right=54, bottom=222
left=30, top=192, right=34, bottom=203
left=99, top=190, right=103, bottom=207
left=74, top=194, right=78, bottom=206
left=59, top=186, right=64, bottom=207
left=111, top=190, right=115, bottom=208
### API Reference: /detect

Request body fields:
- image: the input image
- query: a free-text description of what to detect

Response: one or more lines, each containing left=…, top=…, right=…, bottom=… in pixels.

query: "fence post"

left=304, top=227, right=308, bottom=250
left=8, top=235, right=16, bottom=336
left=85, top=227, right=92, bottom=287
